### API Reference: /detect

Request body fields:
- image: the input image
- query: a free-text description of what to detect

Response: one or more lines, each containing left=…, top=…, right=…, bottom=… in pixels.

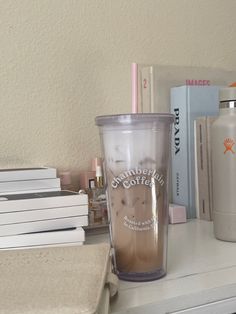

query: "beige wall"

left=1, top=0, right=236, bottom=179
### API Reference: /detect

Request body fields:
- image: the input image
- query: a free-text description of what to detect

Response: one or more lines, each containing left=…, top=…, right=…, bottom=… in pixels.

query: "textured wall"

left=0, top=0, right=236, bottom=178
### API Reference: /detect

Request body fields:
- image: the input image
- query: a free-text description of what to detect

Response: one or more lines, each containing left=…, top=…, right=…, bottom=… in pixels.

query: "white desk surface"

left=86, top=220, right=236, bottom=314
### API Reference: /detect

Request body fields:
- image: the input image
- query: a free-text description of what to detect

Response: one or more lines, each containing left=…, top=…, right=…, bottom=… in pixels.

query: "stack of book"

left=170, top=86, right=219, bottom=218
left=0, top=168, right=88, bottom=249
left=0, top=167, right=61, bottom=195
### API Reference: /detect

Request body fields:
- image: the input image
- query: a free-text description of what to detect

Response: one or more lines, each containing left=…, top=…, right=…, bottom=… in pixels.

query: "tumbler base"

left=117, top=268, right=166, bottom=282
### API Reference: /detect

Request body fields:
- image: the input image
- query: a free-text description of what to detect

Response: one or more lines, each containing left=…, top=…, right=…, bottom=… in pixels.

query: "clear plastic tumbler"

left=95, top=114, right=174, bottom=281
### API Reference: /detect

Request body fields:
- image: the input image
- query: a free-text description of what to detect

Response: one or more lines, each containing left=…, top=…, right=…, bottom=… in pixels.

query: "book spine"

left=194, top=120, right=200, bottom=219
left=0, top=228, right=85, bottom=249
left=140, top=66, right=152, bottom=113
left=0, top=216, right=88, bottom=236
left=0, top=168, right=57, bottom=182
left=0, top=188, right=61, bottom=196
left=0, top=194, right=88, bottom=212
left=195, top=117, right=211, bottom=220
left=150, top=66, right=155, bottom=112
left=171, top=87, right=190, bottom=217
left=206, top=116, right=216, bottom=220
left=1, top=242, right=84, bottom=250
left=0, top=178, right=61, bottom=193
left=0, top=205, right=88, bottom=225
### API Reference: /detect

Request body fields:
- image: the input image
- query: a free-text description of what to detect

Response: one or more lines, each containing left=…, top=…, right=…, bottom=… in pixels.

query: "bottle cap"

left=219, top=87, right=236, bottom=102
left=95, top=166, right=103, bottom=188
left=92, top=157, right=102, bottom=172
left=96, top=165, right=102, bottom=177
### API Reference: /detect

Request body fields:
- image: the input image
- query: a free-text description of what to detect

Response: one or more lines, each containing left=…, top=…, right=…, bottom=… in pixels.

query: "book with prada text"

left=171, top=86, right=219, bottom=218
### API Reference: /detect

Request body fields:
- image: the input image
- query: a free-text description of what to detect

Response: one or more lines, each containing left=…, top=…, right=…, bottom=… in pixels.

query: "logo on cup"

left=111, top=168, right=165, bottom=189
left=224, top=138, right=235, bottom=154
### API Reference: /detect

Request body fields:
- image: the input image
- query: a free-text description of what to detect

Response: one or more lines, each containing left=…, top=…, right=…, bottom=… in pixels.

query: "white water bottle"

left=212, top=87, right=236, bottom=241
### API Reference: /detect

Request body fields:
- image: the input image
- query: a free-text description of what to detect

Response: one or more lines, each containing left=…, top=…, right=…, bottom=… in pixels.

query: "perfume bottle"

left=89, top=165, right=108, bottom=225
left=59, top=171, right=75, bottom=191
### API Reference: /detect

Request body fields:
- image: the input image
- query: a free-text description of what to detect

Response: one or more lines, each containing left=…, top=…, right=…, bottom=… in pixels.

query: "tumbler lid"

left=95, top=113, right=174, bottom=126
left=220, top=87, right=236, bottom=102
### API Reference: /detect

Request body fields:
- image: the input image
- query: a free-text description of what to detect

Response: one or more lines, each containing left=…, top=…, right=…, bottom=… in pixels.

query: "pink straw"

left=131, top=62, right=138, bottom=113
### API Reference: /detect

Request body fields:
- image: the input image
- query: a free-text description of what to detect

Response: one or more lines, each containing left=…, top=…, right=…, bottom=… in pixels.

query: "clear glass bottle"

left=212, top=87, right=236, bottom=241
left=59, top=171, right=75, bottom=191
left=88, top=166, right=108, bottom=226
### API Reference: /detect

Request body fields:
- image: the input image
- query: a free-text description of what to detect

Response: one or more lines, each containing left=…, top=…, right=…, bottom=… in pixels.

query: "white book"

left=194, top=116, right=216, bottom=221
left=0, top=167, right=57, bottom=182
left=195, top=117, right=211, bottom=221
left=1, top=241, right=84, bottom=250
left=141, top=66, right=152, bottom=112
left=0, top=227, right=85, bottom=249
left=0, top=205, right=88, bottom=225
left=0, top=178, right=61, bottom=193
left=207, top=117, right=216, bottom=220
left=0, top=216, right=88, bottom=236
left=0, top=191, right=88, bottom=213
left=140, top=66, right=155, bottom=113
left=0, top=188, right=61, bottom=196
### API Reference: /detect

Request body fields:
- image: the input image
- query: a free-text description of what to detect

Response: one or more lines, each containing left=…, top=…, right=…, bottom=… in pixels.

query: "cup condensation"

left=96, top=114, right=174, bottom=281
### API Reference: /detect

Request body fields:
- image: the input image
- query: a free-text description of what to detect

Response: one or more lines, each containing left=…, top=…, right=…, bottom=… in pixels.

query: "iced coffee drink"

left=96, top=114, right=174, bottom=281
